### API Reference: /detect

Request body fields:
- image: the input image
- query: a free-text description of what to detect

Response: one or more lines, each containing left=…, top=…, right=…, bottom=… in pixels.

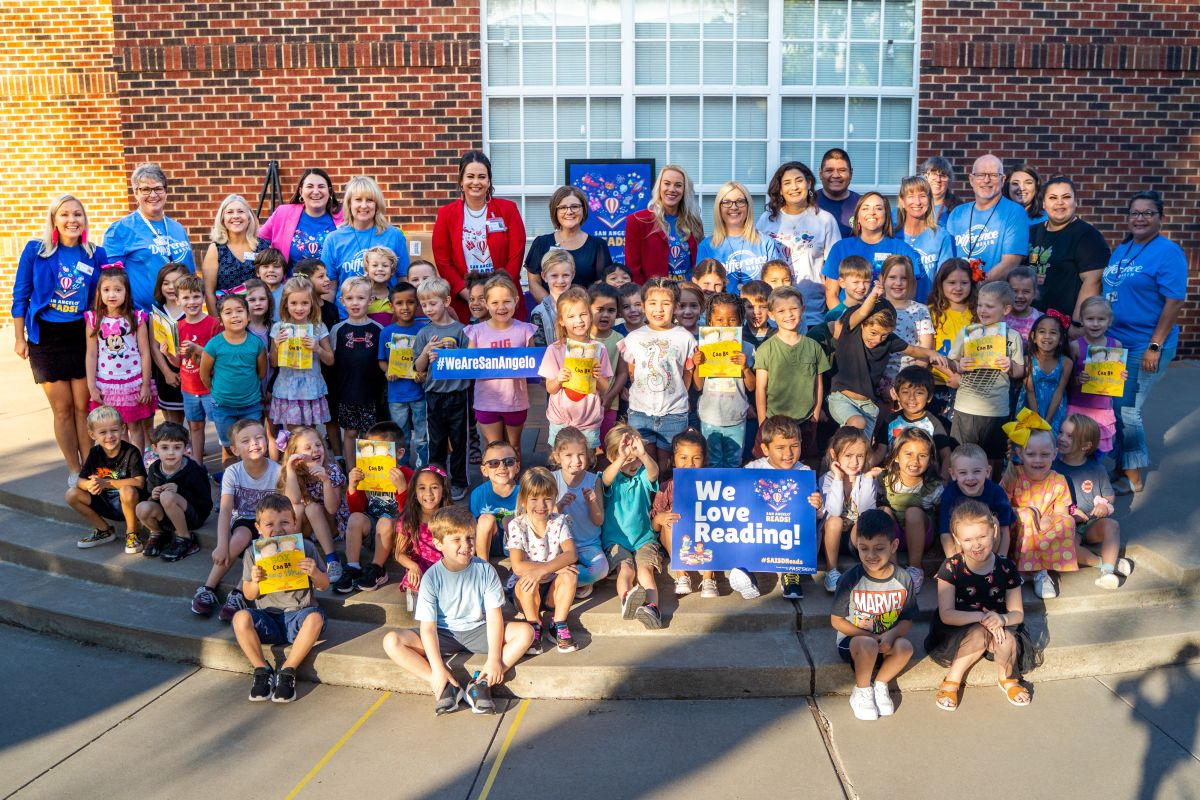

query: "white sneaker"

left=674, top=574, right=693, bottom=596
left=1116, top=558, right=1133, bottom=577
left=824, top=568, right=842, bottom=593
left=728, top=568, right=760, bottom=599
left=575, top=584, right=594, bottom=600
left=1034, top=569, right=1057, bottom=599
left=1095, top=570, right=1119, bottom=590
left=873, top=681, right=895, bottom=716
left=699, top=579, right=719, bottom=598
left=850, top=686, right=879, bottom=721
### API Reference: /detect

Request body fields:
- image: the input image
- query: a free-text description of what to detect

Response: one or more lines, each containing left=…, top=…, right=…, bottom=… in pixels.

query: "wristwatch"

left=1148, top=342, right=1162, bottom=353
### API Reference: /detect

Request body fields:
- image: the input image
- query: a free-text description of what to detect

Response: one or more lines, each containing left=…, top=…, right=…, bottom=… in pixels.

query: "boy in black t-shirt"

left=871, top=366, right=954, bottom=476
left=830, top=509, right=918, bottom=721
left=136, top=422, right=214, bottom=560
left=65, top=405, right=148, bottom=551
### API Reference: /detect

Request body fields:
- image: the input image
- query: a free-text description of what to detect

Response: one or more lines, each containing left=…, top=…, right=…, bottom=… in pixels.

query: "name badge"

left=243, top=252, right=256, bottom=262
left=77, top=262, right=94, bottom=276
left=486, top=217, right=507, bottom=234
left=1105, top=291, right=1118, bottom=304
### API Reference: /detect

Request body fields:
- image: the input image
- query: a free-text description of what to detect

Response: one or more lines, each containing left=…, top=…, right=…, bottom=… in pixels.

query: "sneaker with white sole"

left=621, top=585, right=647, bottom=619
left=1095, top=569, right=1120, bottom=590
left=465, top=676, right=496, bottom=714
left=850, top=686, right=879, bottom=721
left=728, top=568, right=760, bottom=599
left=1034, top=569, right=1057, bottom=599
left=699, top=578, right=719, bottom=598
left=1116, top=558, right=1133, bottom=577
left=574, top=584, right=594, bottom=600
left=123, top=532, right=143, bottom=555
left=218, top=589, right=248, bottom=623
left=906, top=566, right=925, bottom=595
left=191, top=585, right=219, bottom=617
left=77, top=527, right=116, bottom=549
left=873, top=681, right=895, bottom=716
left=780, top=572, right=804, bottom=600
left=248, top=667, right=274, bottom=701
left=824, top=568, right=842, bottom=593
left=674, top=575, right=693, bottom=596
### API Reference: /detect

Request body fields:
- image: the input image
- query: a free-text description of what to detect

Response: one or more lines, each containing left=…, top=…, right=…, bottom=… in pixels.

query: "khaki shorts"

left=605, top=541, right=664, bottom=573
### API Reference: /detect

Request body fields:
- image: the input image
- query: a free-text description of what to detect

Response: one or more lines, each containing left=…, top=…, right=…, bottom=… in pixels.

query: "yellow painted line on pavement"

left=284, top=691, right=392, bottom=800
left=478, top=699, right=531, bottom=800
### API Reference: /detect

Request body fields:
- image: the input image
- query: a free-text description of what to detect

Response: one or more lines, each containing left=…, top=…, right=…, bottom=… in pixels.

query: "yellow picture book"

left=1082, top=345, right=1127, bottom=397
left=253, top=533, right=309, bottom=595
left=698, top=326, right=743, bottom=378
left=356, top=439, right=397, bottom=492
left=387, top=332, right=416, bottom=379
left=963, top=323, right=1008, bottom=370
left=277, top=323, right=313, bottom=370
left=151, top=306, right=179, bottom=358
left=563, top=338, right=599, bottom=398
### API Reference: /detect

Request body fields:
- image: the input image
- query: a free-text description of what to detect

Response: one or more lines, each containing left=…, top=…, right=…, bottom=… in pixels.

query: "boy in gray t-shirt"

left=233, top=495, right=329, bottom=704
left=413, top=277, right=471, bottom=496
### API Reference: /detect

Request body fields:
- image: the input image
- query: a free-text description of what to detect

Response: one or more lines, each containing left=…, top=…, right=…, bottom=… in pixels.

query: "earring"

left=82, top=229, right=88, bottom=245
left=51, top=230, right=59, bottom=246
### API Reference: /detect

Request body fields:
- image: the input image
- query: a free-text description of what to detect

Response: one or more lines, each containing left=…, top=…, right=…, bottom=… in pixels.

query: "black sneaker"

left=142, top=533, right=165, bottom=559
left=780, top=572, right=805, bottom=600
left=435, top=682, right=464, bottom=715
left=465, top=676, right=496, bottom=714
left=354, top=562, right=389, bottom=592
left=272, top=667, right=297, bottom=703
left=249, top=667, right=274, bottom=702
left=191, top=585, right=219, bottom=617
left=526, top=623, right=544, bottom=655
left=161, top=534, right=200, bottom=562
left=635, top=603, right=663, bottom=630
left=334, top=565, right=363, bottom=594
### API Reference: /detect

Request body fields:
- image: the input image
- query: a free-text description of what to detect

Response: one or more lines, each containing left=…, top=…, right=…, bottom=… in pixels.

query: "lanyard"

left=965, top=202, right=999, bottom=258
left=139, top=212, right=167, bottom=240
left=1112, top=235, right=1157, bottom=283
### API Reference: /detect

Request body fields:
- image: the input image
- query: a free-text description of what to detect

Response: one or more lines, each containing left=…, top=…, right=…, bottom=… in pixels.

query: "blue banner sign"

left=670, top=468, right=818, bottom=574
left=430, top=347, right=545, bottom=380
left=565, top=159, right=656, bottom=265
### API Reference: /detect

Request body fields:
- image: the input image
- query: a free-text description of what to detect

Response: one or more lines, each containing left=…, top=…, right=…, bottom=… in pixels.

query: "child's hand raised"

left=828, top=461, right=846, bottom=480
left=557, top=493, right=576, bottom=512
left=582, top=487, right=598, bottom=506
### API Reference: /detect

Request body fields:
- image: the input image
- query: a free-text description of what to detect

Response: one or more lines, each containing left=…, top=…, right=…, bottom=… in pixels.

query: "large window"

left=484, top=0, right=918, bottom=237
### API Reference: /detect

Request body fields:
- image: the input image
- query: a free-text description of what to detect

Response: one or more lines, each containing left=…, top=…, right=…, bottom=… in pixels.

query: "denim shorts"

left=826, top=391, right=880, bottom=430
left=548, top=423, right=600, bottom=450
left=210, top=401, right=262, bottom=447
left=248, top=606, right=326, bottom=645
left=182, top=391, right=214, bottom=423
left=627, top=410, right=688, bottom=450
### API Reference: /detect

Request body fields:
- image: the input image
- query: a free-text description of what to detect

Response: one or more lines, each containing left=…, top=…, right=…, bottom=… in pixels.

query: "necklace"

left=465, top=202, right=487, bottom=219
left=965, top=201, right=999, bottom=257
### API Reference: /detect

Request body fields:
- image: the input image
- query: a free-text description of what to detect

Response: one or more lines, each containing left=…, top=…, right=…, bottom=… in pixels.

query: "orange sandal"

left=998, top=677, right=1030, bottom=707
left=936, top=680, right=961, bottom=711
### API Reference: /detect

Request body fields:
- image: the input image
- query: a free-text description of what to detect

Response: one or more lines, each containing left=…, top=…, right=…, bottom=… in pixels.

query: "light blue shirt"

left=696, top=233, right=786, bottom=293
left=897, top=227, right=955, bottom=301
left=1103, top=235, right=1188, bottom=350
left=414, top=558, right=504, bottom=632
left=822, top=235, right=930, bottom=301
left=320, top=225, right=410, bottom=317
left=101, top=212, right=195, bottom=310
left=945, top=197, right=1029, bottom=275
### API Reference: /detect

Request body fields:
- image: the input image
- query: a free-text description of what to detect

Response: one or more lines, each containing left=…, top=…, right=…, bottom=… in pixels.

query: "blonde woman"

left=200, top=194, right=264, bottom=314
left=320, top=175, right=409, bottom=316
left=895, top=175, right=955, bottom=296
left=624, top=165, right=704, bottom=283
left=697, top=180, right=784, bottom=293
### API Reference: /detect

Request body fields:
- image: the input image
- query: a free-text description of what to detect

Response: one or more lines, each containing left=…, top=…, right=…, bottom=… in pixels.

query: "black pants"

left=426, top=389, right=469, bottom=489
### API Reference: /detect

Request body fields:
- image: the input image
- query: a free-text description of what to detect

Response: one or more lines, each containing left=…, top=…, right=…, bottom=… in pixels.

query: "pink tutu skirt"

left=93, top=374, right=158, bottom=423
left=269, top=396, right=330, bottom=426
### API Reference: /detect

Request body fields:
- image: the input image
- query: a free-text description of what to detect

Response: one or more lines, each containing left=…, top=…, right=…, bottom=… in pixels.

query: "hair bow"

left=1045, top=308, right=1072, bottom=328
left=101, top=261, right=124, bottom=271
left=424, top=465, right=448, bottom=478
left=967, top=259, right=986, bottom=283
left=1002, top=408, right=1052, bottom=447
left=216, top=284, right=248, bottom=299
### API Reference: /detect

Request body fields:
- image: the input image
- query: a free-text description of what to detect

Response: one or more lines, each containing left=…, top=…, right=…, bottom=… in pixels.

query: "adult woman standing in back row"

left=1028, top=175, right=1109, bottom=322
left=525, top=186, right=613, bottom=301
left=258, top=167, right=345, bottom=266
left=624, top=165, right=703, bottom=283
left=433, top=150, right=527, bottom=321
left=200, top=194, right=266, bottom=315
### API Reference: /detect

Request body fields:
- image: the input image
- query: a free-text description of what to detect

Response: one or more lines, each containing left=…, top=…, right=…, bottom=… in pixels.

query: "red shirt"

left=177, top=315, right=223, bottom=395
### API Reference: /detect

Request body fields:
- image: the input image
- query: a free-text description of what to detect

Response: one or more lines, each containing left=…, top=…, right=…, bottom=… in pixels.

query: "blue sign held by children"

left=671, top=468, right=818, bottom=574
left=430, top=347, right=546, bottom=380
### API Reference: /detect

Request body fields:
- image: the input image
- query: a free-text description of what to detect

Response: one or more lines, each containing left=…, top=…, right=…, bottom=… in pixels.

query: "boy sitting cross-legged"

left=231, top=493, right=329, bottom=703
left=136, top=421, right=214, bottom=560
left=382, top=506, right=535, bottom=715
left=66, top=405, right=148, bottom=551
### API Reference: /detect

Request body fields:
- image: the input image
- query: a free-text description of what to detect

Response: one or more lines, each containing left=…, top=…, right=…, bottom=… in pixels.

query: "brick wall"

left=918, top=0, right=1200, bottom=356
left=0, top=1, right=129, bottom=316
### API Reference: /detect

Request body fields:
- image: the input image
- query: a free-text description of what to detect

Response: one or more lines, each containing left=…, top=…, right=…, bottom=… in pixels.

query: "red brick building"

left=3, top=1, right=1197, bottom=352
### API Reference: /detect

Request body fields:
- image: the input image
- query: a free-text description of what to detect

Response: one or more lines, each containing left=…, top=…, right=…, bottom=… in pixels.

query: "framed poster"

left=565, top=159, right=656, bottom=266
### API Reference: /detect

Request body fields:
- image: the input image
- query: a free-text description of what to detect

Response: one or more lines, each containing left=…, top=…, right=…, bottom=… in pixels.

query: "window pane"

left=524, top=142, right=555, bottom=184
left=524, top=98, right=554, bottom=139
left=524, top=196, right=554, bottom=237
left=590, top=141, right=623, bottom=159
left=814, top=140, right=845, bottom=167
left=703, top=40, right=734, bottom=84
left=737, top=41, right=768, bottom=84
left=486, top=0, right=520, bottom=40
left=590, top=97, right=623, bottom=139
left=635, top=0, right=668, bottom=38
left=883, top=0, right=916, bottom=39
left=737, top=0, right=769, bottom=38
left=489, top=98, right=521, bottom=140
left=849, top=43, right=880, bottom=86
left=879, top=98, right=911, bottom=139
left=636, top=42, right=667, bottom=84
left=703, top=97, right=734, bottom=138
left=780, top=140, right=813, bottom=166
left=737, top=97, right=768, bottom=138
left=883, top=43, right=914, bottom=87
left=702, top=141, right=732, bottom=184
left=783, top=0, right=815, bottom=38
left=671, top=41, right=701, bottom=84
left=850, top=0, right=882, bottom=39
left=636, top=97, right=668, bottom=139
left=736, top=142, right=767, bottom=184
left=671, top=0, right=702, bottom=38
left=672, top=141, right=701, bottom=183
left=672, top=97, right=701, bottom=138
left=557, top=44, right=586, bottom=85
left=488, top=43, right=520, bottom=86
left=702, top=0, right=734, bottom=38
left=555, top=0, right=587, bottom=39
left=782, top=42, right=814, bottom=85
left=817, top=0, right=847, bottom=40
left=847, top=97, right=877, bottom=139
left=559, top=141, right=588, bottom=172
left=558, top=98, right=586, bottom=139
left=636, top=141, right=668, bottom=171
left=523, top=0, right=553, bottom=39
left=845, top=142, right=876, bottom=184
left=815, top=97, right=845, bottom=138
left=781, top=97, right=813, bottom=139
left=878, top=143, right=911, bottom=186
left=590, top=42, right=621, bottom=85
left=815, top=42, right=846, bottom=85
left=490, top=143, right=521, bottom=185
left=523, top=42, right=553, bottom=85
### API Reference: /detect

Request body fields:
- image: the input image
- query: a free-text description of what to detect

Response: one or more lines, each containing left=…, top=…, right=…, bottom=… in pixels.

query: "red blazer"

left=624, top=209, right=699, bottom=283
left=432, top=197, right=527, bottom=320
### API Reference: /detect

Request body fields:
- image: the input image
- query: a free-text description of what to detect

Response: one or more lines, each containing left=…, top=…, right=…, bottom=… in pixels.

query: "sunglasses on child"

left=483, top=457, right=518, bottom=469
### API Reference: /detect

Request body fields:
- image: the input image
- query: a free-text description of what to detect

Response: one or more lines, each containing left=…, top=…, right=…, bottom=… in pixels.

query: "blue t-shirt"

left=664, top=215, right=691, bottom=280
left=821, top=236, right=929, bottom=301
left=696, top=233, right=786, bottom=293
left=1103, top=235, right=1188, bottom=350
left=291, top=211, right=337, bottom=265
left=938, top=479, right=1015, bottom=535
left=816, top=189, right=861, bottom=239
left=101, top=212, right=195, bottom=310
left=601, top=467, right=658, bottom=551
left=897, top=227, right=955, bottom=301
left=414, top=558, right=504, bottom=632
left=470, top=481, right=518, bottom=528
left=202, top=333, right=264, bottom=408
left=945, top=197, right=1029, bottom=275
left=378, top=322, right=424, bottom=403
left=38, top=245, right=95, bottom=323
left=320, top=225, right=410, bottom=317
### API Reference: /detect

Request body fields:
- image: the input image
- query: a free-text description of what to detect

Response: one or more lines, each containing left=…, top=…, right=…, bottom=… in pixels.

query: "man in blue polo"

left=945, top=154, right=1028, bottom=279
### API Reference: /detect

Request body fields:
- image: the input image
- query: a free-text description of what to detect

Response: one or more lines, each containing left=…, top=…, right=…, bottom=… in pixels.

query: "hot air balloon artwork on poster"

left=565, top=159, right=657, bottom=265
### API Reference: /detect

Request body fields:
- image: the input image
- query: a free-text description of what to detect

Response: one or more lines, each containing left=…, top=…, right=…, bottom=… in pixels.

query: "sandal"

left=998, top=677, right=1031, bottom=707
left=935, top=680, right=961, bottom=712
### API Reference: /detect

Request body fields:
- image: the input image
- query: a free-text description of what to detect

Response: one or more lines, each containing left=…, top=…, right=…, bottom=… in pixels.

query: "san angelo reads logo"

left=755, top=478, right=800, bottom=512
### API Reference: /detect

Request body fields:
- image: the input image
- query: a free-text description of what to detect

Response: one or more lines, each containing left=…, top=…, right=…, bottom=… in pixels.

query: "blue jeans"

left=548, top=423, right=600, bottom=450
left=182, top=391, right=214, bottom=423
left=627, top=410, right=688, bottom=451
left=389, top=400, right=428, bottom=469
left=701, top=421, right=746, bottom=468
left=1113, top=345, right=1174, bottom=471
left=576, top=543, right=610, bottom=585
left=210, top=401, right=263, bottom=447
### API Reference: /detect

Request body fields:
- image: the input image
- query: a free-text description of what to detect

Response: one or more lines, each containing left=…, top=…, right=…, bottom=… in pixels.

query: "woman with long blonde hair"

left=624, top=164, right=704, bottom=283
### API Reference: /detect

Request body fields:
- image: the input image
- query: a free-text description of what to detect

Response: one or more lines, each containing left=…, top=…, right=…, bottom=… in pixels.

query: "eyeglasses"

left=922, top=171, right=947, bottom=181
left=970, top=173, right=1002, bottom=181
left=557, top=204, right=584, bottom=213
left=136, top=186, right=166, bottom=196
left=483, top=457, right=518, bottom=469
left=719, top=199, right=749, bottom=209
left=1127, top=210, right=1160, bottom=219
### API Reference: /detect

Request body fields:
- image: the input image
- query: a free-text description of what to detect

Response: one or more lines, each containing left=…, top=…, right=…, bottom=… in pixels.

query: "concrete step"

left=808, top=599, right=1200, bottom=695
left=0, top=560, right=808, bottom=700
